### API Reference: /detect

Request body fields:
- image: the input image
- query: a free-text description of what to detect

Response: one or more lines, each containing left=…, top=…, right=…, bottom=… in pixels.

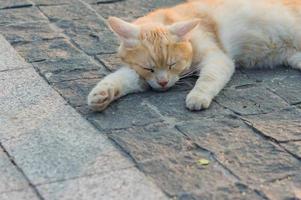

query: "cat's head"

left=107, top=17, right=199, bottom=91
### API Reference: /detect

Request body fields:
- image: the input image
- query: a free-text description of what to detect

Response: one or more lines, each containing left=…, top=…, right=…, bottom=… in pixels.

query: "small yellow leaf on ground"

left=197, top=159, right=210, bottom=165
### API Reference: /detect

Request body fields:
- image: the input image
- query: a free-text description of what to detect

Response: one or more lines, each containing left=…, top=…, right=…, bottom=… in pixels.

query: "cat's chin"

left=151, top=87, right=171, bottom=92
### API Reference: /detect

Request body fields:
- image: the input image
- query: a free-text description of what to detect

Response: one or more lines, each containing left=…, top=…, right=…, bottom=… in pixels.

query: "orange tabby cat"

left=88, top=0, right=301, bottom=111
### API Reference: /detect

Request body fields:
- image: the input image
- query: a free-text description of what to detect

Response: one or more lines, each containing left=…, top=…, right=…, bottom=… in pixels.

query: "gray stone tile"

left=1, top=110, right=128, bottom=184
left=216, top=86, right=289, bottom=115
left=14, top=39, right=107, bottom=82
left=47, top=11, right=118, bottom=54
left=243, top=108, right=301, bottom=142
left=0, top=0, right=32, bottom=9
left=88, top=93, right=163, bottom=130
left=94, top=0, right=183, bottom=21
left=226, top=69, right=257, bottom=89
left=261, top=174, right=301, bottom=200
left=0, top=188, right=39, bottom=200
left=109, top=125, right=195, bottom=162
left=37, top=168, right=167, bottom=200
left=39, top=3, right=97, bottom=22
left=0, top=68, right=132, bottom=185
left=32, top=0, right=77, bottom=6
left=176, top=118, right=301, bottom=184
left=0, top=7, right=47, bottom=26
left=242, top=66, right=298, bottom=83
left=0, top=150, right=29, bottom=193
left=0, top=35, right=30, bottom=71
left=266, top=75, right=301, bottom=105
left=282, top=141, right=301, bottom=158
left=138, top=151, right=262, bottom=199
left=0, top=22, right=62, bottom=45
left=95, top=53, right=122, bottom=71
left=146, top=91, right=230, bottom=122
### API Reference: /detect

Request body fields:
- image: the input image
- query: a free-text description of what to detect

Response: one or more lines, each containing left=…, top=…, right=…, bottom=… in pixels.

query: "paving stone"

left=0, top=150, right=29, bottom=193
left=95, top=53, right=122, bottom=71
left=261, top=174, right=301, bottom=200
left=185, top=183, right=265, bottom=200
left=1, top=113, right=125, bottom=184
left=146, top=91, right=230, bottom=122
left=40, top=2, right=119, bottom=54
left=242, top=66, right=298, bottom=83
left=242, top=108, right=301, bottom=142
left=226, top=69, right=257, bottom=89
left=53, top=78, right=101, bottom=107
left=0, top=7, right=47, bottom=26
left=32, top=0, right=77, bottom=6
left=94, top=0, right=183, bottom=21
left=266, top=75, right=301, bottom=105
left=110, top=125, right=197, bottom=162
left=138, top=150, right=262, bottom=199
left=0, top=0, right=32, bottom=9
left=37, top=168, right=167, bottom=200
left=0, top=22, right=62, bottom=45
left=39, top=3, right=97, bottom=22
left=176, top=118, right=301, bottom=185
left=45, top=10, right=119, bottom=54
left=282, top=141, right=301, bottom=158
left=0, top=35, right=30, bottom=71
left=14, top=39, right=107, bottom=82
left=88, top=93, right=163, bottom=130
left=215, top=86, right=289, bottom=115
left=0, top=68, right=134, bottom=185
left=0, top=188, right=39, bottom=200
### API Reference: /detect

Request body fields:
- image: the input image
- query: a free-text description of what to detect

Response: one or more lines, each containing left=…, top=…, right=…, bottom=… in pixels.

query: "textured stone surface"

left=0, top=188, right=39, bottom=200
left=88, top=93, right=163, bottom=130
left=0, top=36, right=167, bottom=198
left=282, top=142, right=301, bottom=158
left=216, top=86, right=289, bottom=115
left=261, top=174, right=301, bottom=200
left=94, top=0, right=183, bottom=21
left=0, top=68, right=127, bottom=185
left=243, top=108, right=301, bottom=142
left=0, top=7, right=47, bottom=25
left=0, top=0, right=32, bottom=9
left=0, top=22, right=62, bottom=45
left=110, top=125, right=195, bottom=162
left=0, top=35, right=30, bottom=71
left=1, top=0, right=301, bottom=199
left=38, top=168, right=167, bottom=200
left=146, top=91, right=230, bottom=122
left=176, top=118, right=301, bottom=185
left=0, top=150, right=29, bottom=193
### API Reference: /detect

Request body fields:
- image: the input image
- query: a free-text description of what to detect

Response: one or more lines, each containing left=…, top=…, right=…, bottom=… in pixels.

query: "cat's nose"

left=158, top=80, right=168, bottom=87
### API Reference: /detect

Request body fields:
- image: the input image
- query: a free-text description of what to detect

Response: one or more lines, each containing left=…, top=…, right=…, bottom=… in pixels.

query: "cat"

left=88, top=0, right=301, bottom=111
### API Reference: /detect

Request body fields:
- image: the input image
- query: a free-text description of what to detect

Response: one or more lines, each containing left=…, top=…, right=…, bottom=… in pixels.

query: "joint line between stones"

left=0, top=143, right=45, bottom=200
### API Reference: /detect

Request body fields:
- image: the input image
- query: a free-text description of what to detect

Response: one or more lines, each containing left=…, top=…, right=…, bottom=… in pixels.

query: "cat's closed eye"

left=143, top=67, right=154, bottom=73
left=168, top=62, right=177, bottom=70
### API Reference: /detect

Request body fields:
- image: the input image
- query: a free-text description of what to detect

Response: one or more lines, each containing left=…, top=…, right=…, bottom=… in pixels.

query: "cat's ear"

left=107, top=17, right=140, bottom=48
left=168, top=19, right=200, bottom=40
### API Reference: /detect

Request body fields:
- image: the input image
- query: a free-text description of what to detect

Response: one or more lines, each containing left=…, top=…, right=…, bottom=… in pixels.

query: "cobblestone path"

left=1, top=0, right=301, bottom=199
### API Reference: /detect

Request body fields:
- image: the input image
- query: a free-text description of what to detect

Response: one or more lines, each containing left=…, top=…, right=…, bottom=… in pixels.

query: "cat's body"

left=88, top=0, right=301, bottom=111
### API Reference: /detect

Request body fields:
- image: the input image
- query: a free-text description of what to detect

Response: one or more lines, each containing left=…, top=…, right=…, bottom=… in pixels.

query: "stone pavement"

left=0, top=0, right=301, bottom=199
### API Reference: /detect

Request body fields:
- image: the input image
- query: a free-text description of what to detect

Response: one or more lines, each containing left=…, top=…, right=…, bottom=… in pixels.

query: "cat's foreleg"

left=88, top=67, right=148, bottom=111
left=287, top=52, right=301, bottom=70
left=186, top=51, right=235, bottom=110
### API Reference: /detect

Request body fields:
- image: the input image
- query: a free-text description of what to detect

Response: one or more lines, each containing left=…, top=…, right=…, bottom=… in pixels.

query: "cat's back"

left=207, top=0, right=301, bottom=67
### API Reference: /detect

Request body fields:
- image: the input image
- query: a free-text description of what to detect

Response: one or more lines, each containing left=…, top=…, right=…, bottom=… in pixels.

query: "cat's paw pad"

left=87, top=83, right=120, bottom=111
left=186, top=90, right=212, bottom=111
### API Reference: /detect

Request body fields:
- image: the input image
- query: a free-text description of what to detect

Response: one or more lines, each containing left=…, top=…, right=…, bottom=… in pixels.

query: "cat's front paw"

left=87, top=83, right=120, bottom=111
left=186, top=90, right=213, bottom=111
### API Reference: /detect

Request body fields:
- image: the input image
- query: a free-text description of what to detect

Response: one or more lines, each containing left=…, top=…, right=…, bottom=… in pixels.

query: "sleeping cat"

left=88, top=0, right=301, bottom=111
